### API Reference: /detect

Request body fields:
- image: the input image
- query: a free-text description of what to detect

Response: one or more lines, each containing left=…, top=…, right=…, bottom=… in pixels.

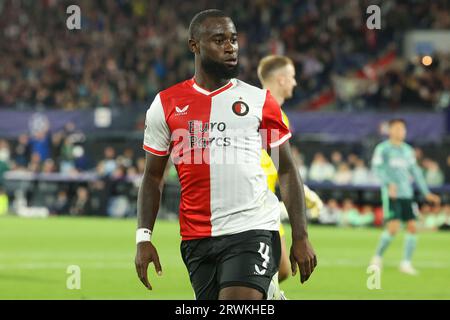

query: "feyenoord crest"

left=232, top=101, right=249, bottom=116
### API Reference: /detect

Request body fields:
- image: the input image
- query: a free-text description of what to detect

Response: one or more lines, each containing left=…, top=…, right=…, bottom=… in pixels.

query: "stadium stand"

left=0, top=0, right=448, bottom=110
left=0, top=0, right=449, bottom=229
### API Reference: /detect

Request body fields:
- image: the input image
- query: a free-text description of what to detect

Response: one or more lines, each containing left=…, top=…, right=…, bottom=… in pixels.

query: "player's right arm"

left=135, top=94, right=171, bottom=290
left=135, top=153, right=169, bottom=290
left=406, top=146, right=440, bottom=205
left=372, top=143, right=397, bottom=198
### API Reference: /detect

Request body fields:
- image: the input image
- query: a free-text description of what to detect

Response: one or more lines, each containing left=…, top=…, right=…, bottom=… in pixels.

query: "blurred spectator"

left=435, top=205, right=448, bottom=229
left=445, top=155, right=450, bottom=184
left=333, top=163, right=353, bottom=185
left=352, top=159, right=371, bottom=185
left=439, top=205, right=450, bottom=231
left=59, top=137, right=76, bottom=174
left=358, top=205, right=375, bottom=227
left=41, top=159, right=56, bottom=173
left=291, top=146, right=308, bottom=180
left=62, top=122, right=85, bottom=145
left=339, top=198, right=360, bottom=227
left=346, top=154, right=359, bottom=167
left=27, top=152, right=41, bottom=173
left=117, top=148, right=135, bottom=168
left=136, top=157, right=146, bottom=175
left=0, top=140, right=10, bottom=185
left=330, top=151, right=344, bottom=169
left=29, top=130, right=51, bottom=161
left=88, top=180, right=108, bottom=216
left=73, top=145, right=90, bottom=171
left=13, top=134, right=31, bottom=168
left=127, top=166, right=141, bottom=188
left=420, top=204, right=440, bottom=231
left=0, top=139, right=11, bottom=163
left=95, top=161, right=106, bottom=177
left=107, top=165, right=131, bottom=218
left=69, top=186, right=90, bottom=216
left=415, top=147, right=424, bottom=165
left=50, top=190, right=70, bottom=215
left=0, top=157, right=9, bottom=186
left=422, top=158, right=444, bottom=187
left=309, top=153, right=335, bottom=182
left=101, top=147, right=117, bottom=176
left=318, top=199, right=341, bottom=225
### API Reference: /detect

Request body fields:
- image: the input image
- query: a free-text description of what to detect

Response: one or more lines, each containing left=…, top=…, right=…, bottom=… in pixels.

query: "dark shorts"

left=180, top=229, right=281, bottom=300
left=385, top=198, right=418, bottom=222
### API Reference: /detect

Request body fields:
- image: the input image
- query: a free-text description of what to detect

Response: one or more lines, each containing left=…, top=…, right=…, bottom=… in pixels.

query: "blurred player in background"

left=135, top=10, right=317, bottom=300
left=257, top=55, right=323, bottom=298
left=370, top=119, right=440, bottom=275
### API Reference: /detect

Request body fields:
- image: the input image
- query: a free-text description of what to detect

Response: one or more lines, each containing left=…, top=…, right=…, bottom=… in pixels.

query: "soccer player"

left=257, top=56, right=323, bottom=293
left=134, top=9, right=317, bottom=300
left=370, top=119, right=440, bottom=275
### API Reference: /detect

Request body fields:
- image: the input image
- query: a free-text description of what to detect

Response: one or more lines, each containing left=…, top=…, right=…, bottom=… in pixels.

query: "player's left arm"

left=275, top=141, right=317, bottom=284
left=408, top=147, right=440, bottom=205
left=260, top=90, right=317, bottom=284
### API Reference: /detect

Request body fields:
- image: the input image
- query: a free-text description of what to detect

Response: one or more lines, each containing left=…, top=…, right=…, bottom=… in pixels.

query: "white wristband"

left=136, top=228, right=152, bottom=244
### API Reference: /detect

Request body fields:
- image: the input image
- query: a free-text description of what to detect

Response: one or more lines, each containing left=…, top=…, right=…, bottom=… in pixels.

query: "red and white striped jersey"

left=143, top=78, right=291, bottom=240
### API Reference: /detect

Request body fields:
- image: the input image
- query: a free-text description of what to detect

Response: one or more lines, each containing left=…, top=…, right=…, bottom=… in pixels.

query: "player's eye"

left=231, top=38, right=237, bottom=44
left=214, top=39, right=223, bottom=44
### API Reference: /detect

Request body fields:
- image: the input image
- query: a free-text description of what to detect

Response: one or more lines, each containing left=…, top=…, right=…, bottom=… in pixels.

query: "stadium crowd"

left=0, top=122, right=449, bottom=229
left=333, top=50, right=450, bottom=111
left=315, top=197, right=450, bottom=231
left=1, top=126, right=449, bottom=187
left=0, top=0, right=449, bottom=110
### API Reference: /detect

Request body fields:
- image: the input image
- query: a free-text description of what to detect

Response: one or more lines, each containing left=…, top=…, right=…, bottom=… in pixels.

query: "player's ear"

left=277, top=74, right=286, bottom=86
left=188, top=38, right=199, bottom=54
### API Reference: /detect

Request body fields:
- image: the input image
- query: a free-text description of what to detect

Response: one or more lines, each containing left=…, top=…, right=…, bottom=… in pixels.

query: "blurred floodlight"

left=421, top=55, right=433, bottom=66
left=95, top=107, right=112, bottom=128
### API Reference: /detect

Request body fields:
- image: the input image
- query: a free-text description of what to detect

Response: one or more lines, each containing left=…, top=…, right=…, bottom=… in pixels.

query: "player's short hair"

left=388, top=118, right=407, bottom=127
left=189, top=9, right=230, bottom=39
left=257, top=55, right=294, bottom=84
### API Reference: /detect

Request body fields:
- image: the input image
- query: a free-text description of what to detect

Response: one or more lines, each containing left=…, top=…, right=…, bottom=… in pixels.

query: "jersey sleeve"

left=260, top=90, right=292, bottom=149
left=406, top=146, right=430, bottom=196
left=371, top=143, right=394, bottom=185
left=143, top=93, right=171, bottom=156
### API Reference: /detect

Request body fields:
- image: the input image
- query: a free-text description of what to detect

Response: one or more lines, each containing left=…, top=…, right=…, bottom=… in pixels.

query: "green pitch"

left=0, top=216, right=449, bottom=300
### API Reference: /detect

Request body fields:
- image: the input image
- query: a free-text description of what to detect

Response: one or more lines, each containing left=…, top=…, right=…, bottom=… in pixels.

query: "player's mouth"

left=224, top=58, right=238, bottom=66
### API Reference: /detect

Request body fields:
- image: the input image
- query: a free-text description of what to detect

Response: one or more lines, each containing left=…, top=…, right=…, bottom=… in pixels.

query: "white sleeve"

left=143, top=94, right=170, bottom=156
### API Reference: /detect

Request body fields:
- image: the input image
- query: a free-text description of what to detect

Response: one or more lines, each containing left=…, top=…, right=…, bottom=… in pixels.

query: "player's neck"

left=194, top=70, right=231, bottom=92
left=273, top=94, right=285, bottom=107
left=389, top=138, right=403, bottom=146
left=265, top=86, right=285, bottom=106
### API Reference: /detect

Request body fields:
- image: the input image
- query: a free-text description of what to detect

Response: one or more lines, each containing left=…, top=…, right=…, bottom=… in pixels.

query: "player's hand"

left=135, top=241, right=162, bottom=290
left=425, top=193, right=441, bottom=206
left=290, top=237, right=317, bottom=284
left=388, top=184, right=397, bottom=198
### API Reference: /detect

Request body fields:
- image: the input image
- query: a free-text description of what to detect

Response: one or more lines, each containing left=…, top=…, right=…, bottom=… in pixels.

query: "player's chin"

left=222, top=63, right=239, bottom=78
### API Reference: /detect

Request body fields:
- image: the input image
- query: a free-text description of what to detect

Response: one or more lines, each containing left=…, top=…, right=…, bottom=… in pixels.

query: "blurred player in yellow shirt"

left=258, top=55, right=323, bottom=298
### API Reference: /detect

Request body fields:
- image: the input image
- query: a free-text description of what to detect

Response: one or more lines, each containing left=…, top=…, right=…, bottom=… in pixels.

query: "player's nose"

left=224, top=40, right=237, bottom=54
